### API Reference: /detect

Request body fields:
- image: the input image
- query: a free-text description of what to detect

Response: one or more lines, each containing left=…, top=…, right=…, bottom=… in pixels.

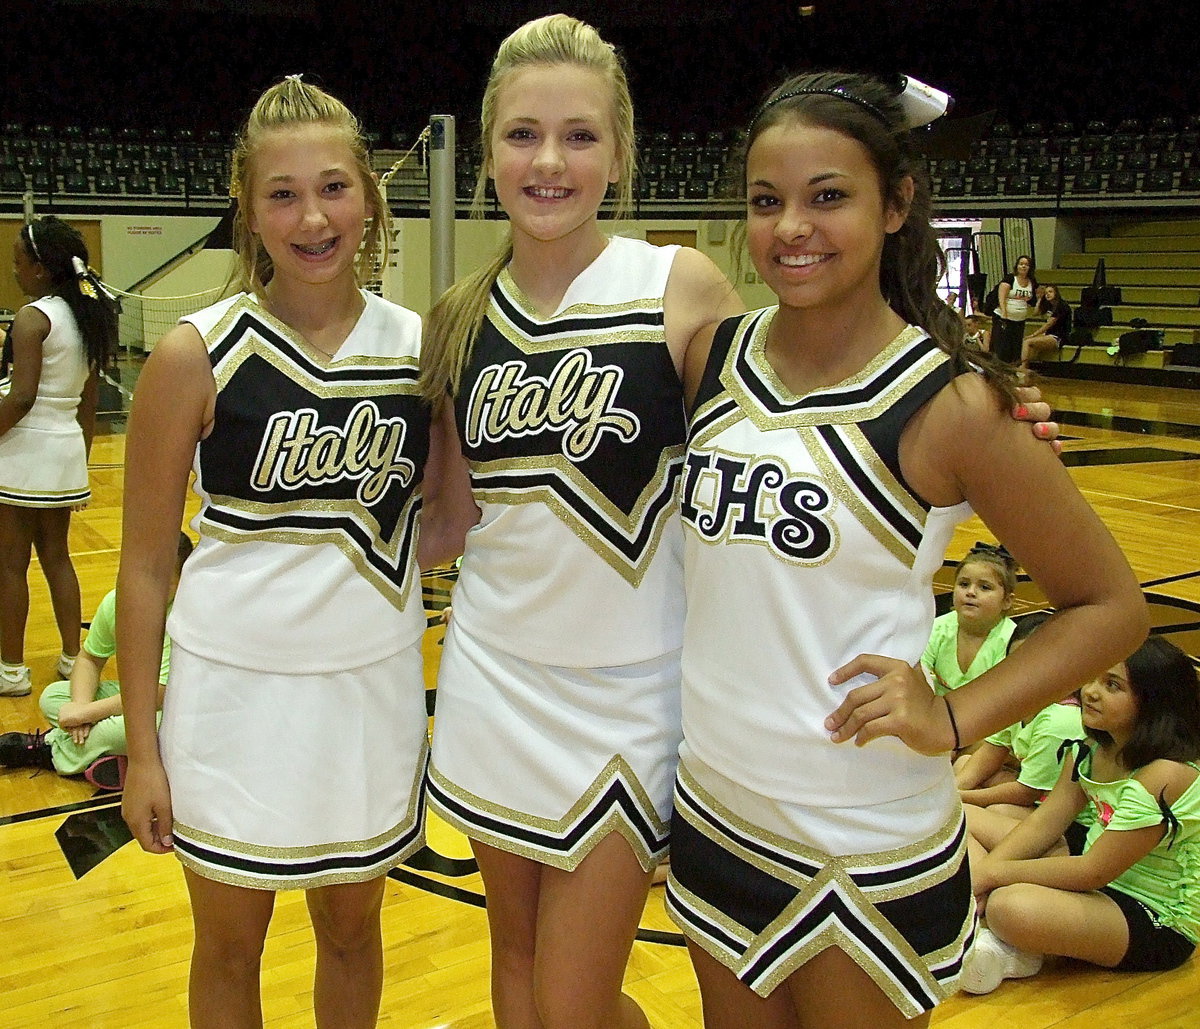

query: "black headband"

left=754, top=86, right=888, bottom=129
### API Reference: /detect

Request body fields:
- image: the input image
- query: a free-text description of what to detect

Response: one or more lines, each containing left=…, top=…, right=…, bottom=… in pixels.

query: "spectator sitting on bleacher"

left=1020, top=284, right=1072, bottom=375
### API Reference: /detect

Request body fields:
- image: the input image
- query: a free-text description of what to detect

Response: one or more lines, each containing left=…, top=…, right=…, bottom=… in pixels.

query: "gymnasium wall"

left=3, top=212, right=1072, bottom=324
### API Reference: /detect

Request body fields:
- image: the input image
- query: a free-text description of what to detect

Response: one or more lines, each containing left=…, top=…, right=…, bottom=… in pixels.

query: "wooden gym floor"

left=2, top=375, right=1199, bottom=1027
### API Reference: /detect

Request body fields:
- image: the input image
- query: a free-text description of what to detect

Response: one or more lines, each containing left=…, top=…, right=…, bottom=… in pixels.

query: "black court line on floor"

left=1056, top=409, right=1200, bottom=441
left=1143, top=570, right=1200, bottom=589
left=1061, top=446, right=1200, bottom=467
left=0, top=792, right=118, bottom=827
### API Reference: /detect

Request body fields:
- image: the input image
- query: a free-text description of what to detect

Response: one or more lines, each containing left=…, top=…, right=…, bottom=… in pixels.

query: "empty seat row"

left=934, top=166, right=1200, bottom=199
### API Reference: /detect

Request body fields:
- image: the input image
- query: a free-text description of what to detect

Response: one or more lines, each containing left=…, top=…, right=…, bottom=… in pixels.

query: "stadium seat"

left=1144, top=168, right=1175, bottom=192
left=970, top=173, right=997, bottom=195
left=1027, top=154, right=1055, bottom=177
left=1108, top=169, right=1136, bottom=192
left=939, top=175, right=965, bottom=196
left=1002, top=173, right=1031, bottom=195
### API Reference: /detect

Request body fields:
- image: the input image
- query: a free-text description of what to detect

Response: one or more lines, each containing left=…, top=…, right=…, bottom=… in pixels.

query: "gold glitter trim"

left=207, top=295, right=420, bottom=376
left=837, top=421, right=928, bottom=531
left=670, top=763, right=969, bottom=1013
left=427, top=755, right=668, bottom=872
left=175, top=844, right=420, bottom=893
left=0, top=489, right=91, bottom=508
left=799, top=427, right=916, bottom=569
left=174, top=740, right=428, bottom=859
left=496, top=263, right=669, bottom=334
left=199, top=495, right=420, bottom=613
left=720, top=311, right=949, bottom=430
left=208, top=308, right=421, bottom=397
left=469, top=444, right=683, bottom=587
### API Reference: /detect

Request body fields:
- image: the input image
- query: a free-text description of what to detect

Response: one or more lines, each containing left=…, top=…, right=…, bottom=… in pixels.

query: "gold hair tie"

left=79, top=280, right=98, bottom=300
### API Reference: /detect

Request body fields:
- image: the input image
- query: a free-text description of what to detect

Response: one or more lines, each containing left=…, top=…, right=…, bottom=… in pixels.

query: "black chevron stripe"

left=491, top=283, right=665, bottom=340
left=731, top=329, right=940, bottom=416
left=209, top=310, right=420, bottom=384
left=674, top=778, right=823, bottom=880
left=471, top=462, right=682, bottom=563
left=816, top=424, right=923, bottom=552
left=427, top=775, right=666, bottom=856
left=744, top=882, right=937, bottom=1009
left=201, top=499, right=420, bottom=591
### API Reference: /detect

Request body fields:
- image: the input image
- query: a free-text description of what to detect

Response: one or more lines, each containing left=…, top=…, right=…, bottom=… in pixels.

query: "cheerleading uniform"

left=428, top=236, right=685, bottom=871
left=161, top=291, right=430, bottom=890
left=0, top=295, right=91, bottom=508
left=666, top=309, right=976, bottom=1016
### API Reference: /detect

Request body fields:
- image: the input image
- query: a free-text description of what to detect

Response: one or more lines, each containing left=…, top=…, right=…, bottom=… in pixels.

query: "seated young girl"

left=923, top=543, right=1018, bottom=695
left=959, top=613, right=1092, bottom=879
left=957, top=612, right=1083, bottom=809
left=964, top=636, right=1200, bottom=993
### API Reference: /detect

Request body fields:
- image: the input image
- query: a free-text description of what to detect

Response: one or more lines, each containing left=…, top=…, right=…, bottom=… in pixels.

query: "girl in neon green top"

left=922, top=544, right=1017, bottom=695
left=964, top=636, right=1200, bottom=994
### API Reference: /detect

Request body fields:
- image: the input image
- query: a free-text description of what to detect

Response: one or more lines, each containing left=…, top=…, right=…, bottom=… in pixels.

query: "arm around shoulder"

left=663, top=246, right=744, bottom=373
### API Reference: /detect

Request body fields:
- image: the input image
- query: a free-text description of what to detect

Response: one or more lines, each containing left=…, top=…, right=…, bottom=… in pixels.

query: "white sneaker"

left=0, top=666, right=32, bottom=698
left=57, top=652, right=77, bottom=679
left=960, top=928, right=1043, bottom=995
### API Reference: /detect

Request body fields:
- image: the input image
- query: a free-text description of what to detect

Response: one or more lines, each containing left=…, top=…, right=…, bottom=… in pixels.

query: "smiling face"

left=952, top=560, right=1012, bottom=631
left=745, top=120, right=905, bottom=317
left=1081, top=662, right=1139, bottom=741
left=488, top=63, right=621, bottom=250
left=244, top=123, right=369, bottom=291
left=1044, top=285, right=1058, bottom=302
left=1014, top=256, right=1032, bottom=280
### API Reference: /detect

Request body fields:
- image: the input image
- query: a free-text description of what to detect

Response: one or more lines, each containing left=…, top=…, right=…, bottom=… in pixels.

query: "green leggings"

left=37, top=679, right=158, bottom=776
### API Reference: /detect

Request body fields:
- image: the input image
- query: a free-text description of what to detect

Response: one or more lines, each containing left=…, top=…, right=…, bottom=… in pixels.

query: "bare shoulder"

left=1135, top=759, right=1200, bottom=805
left=11, top=303, right=51, bottom=342
left=663, top=247, right=743, bottom=365
left=902, top=370, right=1013, bottom=501
left=140, top=323, right=210, bottom=382
left=132, top=322, right=214, bottom=434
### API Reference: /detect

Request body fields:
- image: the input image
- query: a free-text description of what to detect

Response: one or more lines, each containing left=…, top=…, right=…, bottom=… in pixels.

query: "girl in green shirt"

left=964, top=636, right=1200, bottom=993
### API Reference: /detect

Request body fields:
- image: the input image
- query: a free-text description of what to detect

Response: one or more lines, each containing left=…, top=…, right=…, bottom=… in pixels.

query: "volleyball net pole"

left=429, top=114, right=456, bottom=305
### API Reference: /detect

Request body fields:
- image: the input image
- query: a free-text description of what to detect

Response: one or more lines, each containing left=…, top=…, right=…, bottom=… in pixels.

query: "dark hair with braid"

left=744, top=71, right=1018, bottom=407
left=19, top=216, right=117, bottom=371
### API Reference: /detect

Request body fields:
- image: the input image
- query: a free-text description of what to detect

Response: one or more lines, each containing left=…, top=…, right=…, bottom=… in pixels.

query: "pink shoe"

left=84, top=755, right=127, bottom=791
